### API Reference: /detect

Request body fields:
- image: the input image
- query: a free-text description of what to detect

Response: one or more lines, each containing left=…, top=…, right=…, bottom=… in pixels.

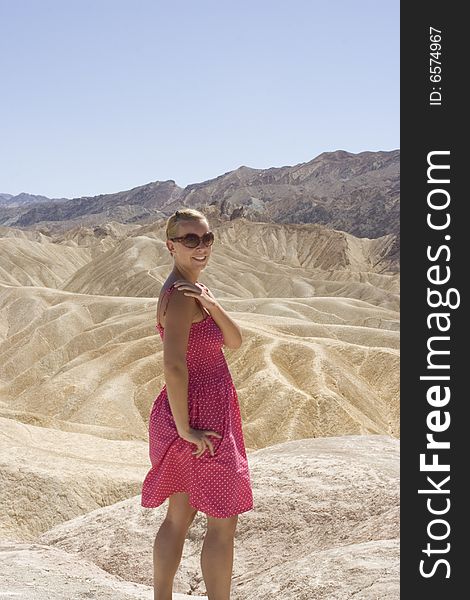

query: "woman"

left=141, top=208, right=254, bottom=600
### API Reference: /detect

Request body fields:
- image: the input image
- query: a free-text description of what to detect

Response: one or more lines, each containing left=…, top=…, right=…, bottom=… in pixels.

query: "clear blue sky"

left=1, top=0, right=399, bottom=199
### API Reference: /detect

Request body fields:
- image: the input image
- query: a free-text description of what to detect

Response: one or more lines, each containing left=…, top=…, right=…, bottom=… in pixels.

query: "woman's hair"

left=165, top=208, right=208, bottom=239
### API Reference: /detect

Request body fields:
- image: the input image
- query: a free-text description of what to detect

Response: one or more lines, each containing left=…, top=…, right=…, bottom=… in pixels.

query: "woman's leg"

left=200, top=513, right=238, bottom=600
left=153, top=492, right=198, bottom=600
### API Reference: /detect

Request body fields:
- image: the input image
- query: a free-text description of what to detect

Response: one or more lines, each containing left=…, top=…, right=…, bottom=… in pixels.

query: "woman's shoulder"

left=158, top=278, right=195, bottom=315
left=159, top=278, right=181, bottom=297
left=160, top=282, right=177, bottom=297
left=158, top=281, right=180, bottom=310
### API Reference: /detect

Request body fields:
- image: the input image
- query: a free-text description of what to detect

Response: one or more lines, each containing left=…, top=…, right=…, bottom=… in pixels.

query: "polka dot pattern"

left=140, top=283, right=254, bottom=518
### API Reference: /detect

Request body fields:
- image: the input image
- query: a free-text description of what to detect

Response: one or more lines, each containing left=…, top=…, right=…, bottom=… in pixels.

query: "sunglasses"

left=169, top=231, right=215, bottom=248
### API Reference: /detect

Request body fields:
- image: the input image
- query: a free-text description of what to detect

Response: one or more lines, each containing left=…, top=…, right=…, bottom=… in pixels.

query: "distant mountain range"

left=1, top=149, right=399, bottom=241
left=0, top=192, right=69, bottom=206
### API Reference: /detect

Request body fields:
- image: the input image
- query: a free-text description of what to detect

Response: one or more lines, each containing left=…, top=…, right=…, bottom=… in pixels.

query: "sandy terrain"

left=0, top=218, right=399, bottom=598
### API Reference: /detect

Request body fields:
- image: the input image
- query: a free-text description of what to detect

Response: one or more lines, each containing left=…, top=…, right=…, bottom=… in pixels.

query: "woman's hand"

left=174, top=278, right=242, bottom=349
left=173, top=280, right=217, bottom=310
left=178, top=426, right=222, bottom=458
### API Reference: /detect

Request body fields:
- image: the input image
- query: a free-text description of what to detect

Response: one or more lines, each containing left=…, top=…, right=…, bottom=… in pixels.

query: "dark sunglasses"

left=169, top=231, right=215, bottom=248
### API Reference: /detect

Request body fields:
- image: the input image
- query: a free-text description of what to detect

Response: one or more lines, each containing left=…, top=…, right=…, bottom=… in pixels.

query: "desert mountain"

left=0, top=192, right=69, bottom=207
left=172, top=149, right=400, bottom=239
left=0, top=149, right=399, bottom=242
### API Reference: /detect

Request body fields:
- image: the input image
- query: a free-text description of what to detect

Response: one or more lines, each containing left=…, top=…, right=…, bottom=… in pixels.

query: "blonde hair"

left=165, top=208, right=208, bottom=239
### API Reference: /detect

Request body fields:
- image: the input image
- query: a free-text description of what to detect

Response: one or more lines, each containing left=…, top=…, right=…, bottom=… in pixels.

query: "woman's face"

left=168, top=219, right=212, bottom=273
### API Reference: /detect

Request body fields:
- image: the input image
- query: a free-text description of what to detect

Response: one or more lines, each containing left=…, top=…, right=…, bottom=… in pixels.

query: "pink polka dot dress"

left=140, top=282, right=254, bottom=518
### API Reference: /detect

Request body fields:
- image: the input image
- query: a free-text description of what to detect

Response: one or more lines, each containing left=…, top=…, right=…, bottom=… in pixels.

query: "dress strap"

left=161, top=284, right=178, bottom=317
left=156, top=283, right=177, bottom=326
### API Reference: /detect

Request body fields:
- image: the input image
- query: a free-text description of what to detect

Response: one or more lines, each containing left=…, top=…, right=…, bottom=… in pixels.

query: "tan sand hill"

left=1, top=218, right=398, bottom=295
left=0, top=221, right=136, bottom=288
left=60, top=219, right=399, bottom=298
left=1, top=218, right=399, bottom=446
left=0, top=280, right=398, bottom=443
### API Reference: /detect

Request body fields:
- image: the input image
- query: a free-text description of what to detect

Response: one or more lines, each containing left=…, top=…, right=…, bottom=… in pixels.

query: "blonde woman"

left=141, top=208, right=253, bottom=600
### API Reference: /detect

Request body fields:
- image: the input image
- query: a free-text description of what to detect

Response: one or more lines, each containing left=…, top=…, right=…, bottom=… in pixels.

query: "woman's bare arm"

left=162, top=288, right=194, bottom=435
left=206, top=300, right=243, bottom=350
